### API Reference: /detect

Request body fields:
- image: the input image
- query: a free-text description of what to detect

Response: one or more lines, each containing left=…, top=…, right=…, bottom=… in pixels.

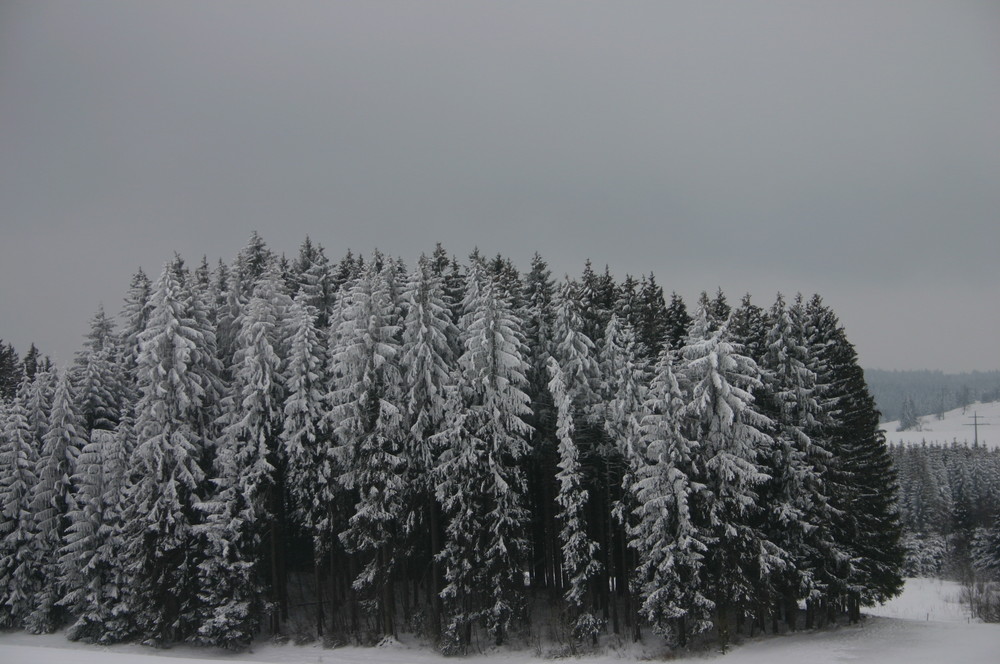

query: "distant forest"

left=865, top=370, right=1000, bottom=422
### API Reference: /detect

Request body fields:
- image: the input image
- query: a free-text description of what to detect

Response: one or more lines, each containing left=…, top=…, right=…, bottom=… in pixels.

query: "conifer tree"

left=400, top=255, right=458, bottom=628
left=434, top=259, right=532, bottom=651
left=22, top=344, right=41, bottom=382
left=630, top=348, right=712, bottom=646
left=596, top=314, right=648, bottom=636
left=57, top=425, right=130, bottom=641
left=119, top=263, right=216, bottom=644
left=0, top=392, right=39, bottom=628
left=663, top=292, right=692, bottom=352
left=279, top=293, right=330, bottom=634
left=548, top=358, right=602, bottom=641
left=807, top=296, right=903, bottom=621
left=520, top=254, right=559, bottom=591
left=326, top=259, right=406, bottom=637
left=120, top=269, right=152, bottom=377
left=73, top=307, right=126, bottom=434
left=756, top=294, right=838, bottom=628
left=236, top=231, right=276, bottom=288
left=0, top=342, right=24, bottom=401
left=203, top=265, right=291, bottom=640
left=676, top=308, right=781, bottom=646
left=26, top=370, right=85, bottom=633
left=728, top=294, right=768, bottom=364
left=636, top=274, right=668, bottom=360
left=598, top=315, right=647, bottom=490
left=295, top=238, right=335, bottom=329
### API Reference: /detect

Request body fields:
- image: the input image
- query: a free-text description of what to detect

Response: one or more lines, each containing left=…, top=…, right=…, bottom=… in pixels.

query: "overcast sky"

left=1, top=1, right=998, bottom=372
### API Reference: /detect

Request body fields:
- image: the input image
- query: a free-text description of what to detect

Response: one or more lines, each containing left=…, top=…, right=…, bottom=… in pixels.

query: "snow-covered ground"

left=1, top=578, right=996, bottom=663
left=882, top=400, right=1000, bottom=449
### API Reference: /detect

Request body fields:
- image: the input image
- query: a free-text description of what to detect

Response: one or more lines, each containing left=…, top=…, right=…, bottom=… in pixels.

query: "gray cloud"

left=1, top=1, right=998, bottom=371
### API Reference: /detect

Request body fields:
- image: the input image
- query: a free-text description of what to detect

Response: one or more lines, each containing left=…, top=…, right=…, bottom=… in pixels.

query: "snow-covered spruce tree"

left=120, top=268, right=152, bottom=378
left=547, top=358, right=602, bottom=642
left=806, top=296, right=903, bottom=623
left=198, top=265, right=291, bottom=645
left=0, top=391, right=39, bottom=628
left=629, top=348, right=712, bottom=647
left=898, top=396, right=920, bottom=432
left=551, top=281, right=600, bottom=412
left=728, top=294, right=768, bottom=365
left=118, top=263, right=218, bottom=645
left=23, top=368, right=55, bottom=453
left=596, top=313, right=648, bottom=638
left=675, top=307, right=782, bottom=647
left=520, top=253, right=559, bottom=592
left=755, top=294, right=839, bottom=630
left=235, top=231, right=276, bottom=288
left=326, top=258, right=406, bottom=638
left=57, top=423, right=130, bottom=642
left=0, top=343, right=23, bottom=400
left=293, top=237, right=336, bottom=329
left=598, top=315, right=647, bottom=481
left=663, top=292, right=692, bottom=352
left=279, top=292, right=331, bottom=635
left=550, top=280, right=609, bottom=626
left=434, top=258, right=533, bottom=652
left=400, top=254, right=458, bottom=633
left=575, top=261, right=616, bottom=347
left=72, top=307, right=127, bottom=434
left=636, top=273, right=669, bottom=360
left=25, top=370, right=85, bottom=633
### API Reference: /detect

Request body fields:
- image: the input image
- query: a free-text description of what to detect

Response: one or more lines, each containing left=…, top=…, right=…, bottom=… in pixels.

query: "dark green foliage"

left=808, top=296, right=904, bottom=616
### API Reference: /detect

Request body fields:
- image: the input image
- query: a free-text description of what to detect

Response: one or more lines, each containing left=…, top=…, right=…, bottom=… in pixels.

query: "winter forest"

left=0, top=232, right=918, bottom=653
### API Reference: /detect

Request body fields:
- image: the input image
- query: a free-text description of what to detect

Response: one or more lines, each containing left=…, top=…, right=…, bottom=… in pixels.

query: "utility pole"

left=964, top=411, right=991, bottom=446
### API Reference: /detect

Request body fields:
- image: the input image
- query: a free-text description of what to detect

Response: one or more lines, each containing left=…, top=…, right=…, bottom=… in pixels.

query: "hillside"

left=882, top=400, right=1000, bottom=449
left=864, top=369, right=1000, bottom=422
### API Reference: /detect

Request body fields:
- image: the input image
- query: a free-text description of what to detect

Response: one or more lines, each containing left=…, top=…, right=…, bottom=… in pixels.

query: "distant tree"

left=898, top=396, right=920, bottom=431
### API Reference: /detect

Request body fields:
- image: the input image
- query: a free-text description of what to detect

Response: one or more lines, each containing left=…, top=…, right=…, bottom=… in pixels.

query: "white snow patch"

left=867, top=577, right=972, bottom=623
left=883, top=400, right=1000, bottom=449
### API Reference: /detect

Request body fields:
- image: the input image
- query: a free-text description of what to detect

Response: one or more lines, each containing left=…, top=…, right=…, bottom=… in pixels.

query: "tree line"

left=892, top=442, right=1000, bottom=581
left=0, top=233, right=903, bottom=653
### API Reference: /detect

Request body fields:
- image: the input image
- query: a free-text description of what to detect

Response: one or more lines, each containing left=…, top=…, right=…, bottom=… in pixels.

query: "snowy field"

left=882, top=400, right=1000, bottom=450
left=1, top=578, right=996, bottom=664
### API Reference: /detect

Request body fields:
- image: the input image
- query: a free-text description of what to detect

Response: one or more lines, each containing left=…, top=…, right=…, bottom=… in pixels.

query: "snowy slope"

left=882, top=400, right=1000, bottom=449
left=1, top=579, right=996, bottom=664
